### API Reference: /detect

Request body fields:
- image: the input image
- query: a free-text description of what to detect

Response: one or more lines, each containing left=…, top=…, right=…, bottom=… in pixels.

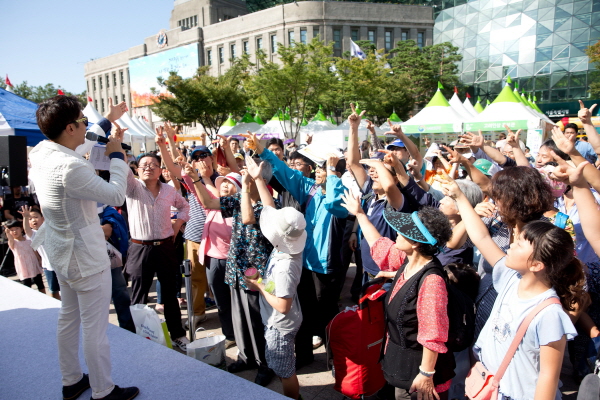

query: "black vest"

left=382, top=257, right=456, bottom=390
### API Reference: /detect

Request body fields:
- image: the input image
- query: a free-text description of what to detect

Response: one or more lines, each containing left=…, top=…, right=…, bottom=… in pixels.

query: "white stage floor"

left=0, top=276, right=286, bottom=400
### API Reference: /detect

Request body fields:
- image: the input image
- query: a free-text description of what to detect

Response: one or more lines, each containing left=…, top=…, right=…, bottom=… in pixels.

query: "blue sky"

left=1, top=0, right=174, bottom=93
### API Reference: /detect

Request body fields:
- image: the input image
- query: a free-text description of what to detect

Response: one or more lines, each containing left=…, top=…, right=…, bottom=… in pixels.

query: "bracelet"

left=418, top=366, right=435, bottom=377
left=243, top=189, right=251, bottom=193
left=192, top=178, right=201, bottom=183
left=352, top=231, right=357, bottom=234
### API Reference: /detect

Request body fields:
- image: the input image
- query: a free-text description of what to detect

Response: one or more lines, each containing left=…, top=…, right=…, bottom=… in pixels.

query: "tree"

left=588, top=40, right=600, bottom=98
left=245, top=38, right=339, bottom=139
left=389, top=40, right=462, bottom=106
left=0, top=78, right=87, bottom=105
left=150, top=57, right=250, bottom=137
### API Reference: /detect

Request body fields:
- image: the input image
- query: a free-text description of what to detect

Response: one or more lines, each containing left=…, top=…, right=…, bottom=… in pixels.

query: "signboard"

left=526, top=129, right=544, bottom=157
left=129, top=43, right=199, bottom=108
left=464, top=120, right=530, bottom=131
left=401, top=123, right=461, bottom=134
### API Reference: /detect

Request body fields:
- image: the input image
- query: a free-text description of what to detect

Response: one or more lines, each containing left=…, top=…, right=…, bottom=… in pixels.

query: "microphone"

left=86, top=131, right=131, bottom=150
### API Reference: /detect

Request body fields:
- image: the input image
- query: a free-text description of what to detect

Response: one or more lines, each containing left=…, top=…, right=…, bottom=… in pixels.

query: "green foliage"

left=389, top=40, right=462, bottom=106
left=0, top=78, right=87, bottom=105
left=150, top=57, right=251, bottom=137
left=244, top=38, right=338, bottom=138
left=587, top=41, right=600, bottom=98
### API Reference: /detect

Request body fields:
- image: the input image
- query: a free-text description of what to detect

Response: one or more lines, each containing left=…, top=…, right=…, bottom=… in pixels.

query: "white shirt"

left=29, top=140, right=128, bottom=278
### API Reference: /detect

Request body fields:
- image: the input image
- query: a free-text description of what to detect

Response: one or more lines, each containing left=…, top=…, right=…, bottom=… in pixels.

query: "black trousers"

left=207, top=257, right=235, bottom=341
left=125, top=240, right=185, bottom=339
left=230, top=283, right=267, bottom=366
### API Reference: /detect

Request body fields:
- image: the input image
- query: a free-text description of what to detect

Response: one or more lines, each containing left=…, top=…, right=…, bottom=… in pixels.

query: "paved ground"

left=10, top=263, right=581, bottom=399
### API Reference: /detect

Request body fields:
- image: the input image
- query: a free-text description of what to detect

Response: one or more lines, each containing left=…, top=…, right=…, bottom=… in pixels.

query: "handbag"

left=186, top=327, right=227, bottom=369
left=465, top=297, right=561, bottom=400
left=129, top=304, right=173, bottom=349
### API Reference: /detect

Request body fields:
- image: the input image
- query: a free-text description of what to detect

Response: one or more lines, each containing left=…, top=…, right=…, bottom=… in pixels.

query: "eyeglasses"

left=138, top=163, right=159, bottom=170
left=291, top=162, right=309, bottom=168
left=68, top=116, right=88, bottom=127
left=192, top=153, right=210, bottom=161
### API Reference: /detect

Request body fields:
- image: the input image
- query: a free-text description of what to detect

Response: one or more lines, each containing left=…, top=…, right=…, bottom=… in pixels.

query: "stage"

left=0, top=276, right=286, bottom=400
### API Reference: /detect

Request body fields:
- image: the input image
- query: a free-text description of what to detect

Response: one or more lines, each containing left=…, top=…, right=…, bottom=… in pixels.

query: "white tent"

left=135, top=116, right=156, bottom=136
left=308, top=129, right=369, bottom=150
left=338, top=118, right=384, bottom=134
left=222, top=122, right=262, bottom=137
left=462, top=97, right=479, bottom=117
left=449, top=93, right=474, bottom=120
left=256, top=119, right=297, bottom=139
left=400, top=89, right=465, bottom=134
left=378, top=111, right=403, bottom=131
left=83, top=102, right=104, bottom=124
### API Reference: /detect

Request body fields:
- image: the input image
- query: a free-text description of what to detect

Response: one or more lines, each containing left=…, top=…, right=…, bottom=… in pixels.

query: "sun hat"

left=215, top=172, right=242, bottom=192
left=386, top=139, right=406, bottom=150
left=473, top=159, right=493, bottom=176
left=259, top=206, right=307, bottom=254
left=383, top=209, right=437, bottom=245
left=191, top=145, right=212, bottom=158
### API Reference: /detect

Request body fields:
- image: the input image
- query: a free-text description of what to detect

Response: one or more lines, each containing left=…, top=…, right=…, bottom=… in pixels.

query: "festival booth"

left=255, top=116, right=297, bottom=139
left=222, top=111, right=262, bottom=139
left=0, top=88, right=46, bottom=146
left=400, top=88, right=466, bottom=148
left=463, top=96, right=479, bottom=117
left=378, top=110, right=403, bottom=132
left=473, top=97, right=485, bottom=113
left=463, top=83, right=550, bottom=155
left=449, top=91, right=476, bottom=119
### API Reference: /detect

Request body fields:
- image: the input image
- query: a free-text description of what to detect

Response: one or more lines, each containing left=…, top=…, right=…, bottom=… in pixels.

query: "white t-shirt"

left=473, top=257, right=577, bottom=400
left=30, top=230, right=52, bottom=272
left=259, top=250, right=303, bottom=334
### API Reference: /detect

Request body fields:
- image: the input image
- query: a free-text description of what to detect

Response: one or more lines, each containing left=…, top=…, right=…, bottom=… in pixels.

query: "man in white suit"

left=30, top=96, right=139, bottom=400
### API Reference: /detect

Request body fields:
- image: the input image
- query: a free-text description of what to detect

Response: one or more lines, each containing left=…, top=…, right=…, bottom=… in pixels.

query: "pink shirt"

left=13, top=237, right=43, bottom=280
left=199, top=190, right=233, bottom=259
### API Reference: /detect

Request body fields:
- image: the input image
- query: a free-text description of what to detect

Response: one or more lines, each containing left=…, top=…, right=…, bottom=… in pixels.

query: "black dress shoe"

left=63, top=374, right=90, bottom=400
left=254, top=366, right=275, bottom=387
left=227, top=359, right=257, bottom=373
left=93, top=385, right=139, bottom=400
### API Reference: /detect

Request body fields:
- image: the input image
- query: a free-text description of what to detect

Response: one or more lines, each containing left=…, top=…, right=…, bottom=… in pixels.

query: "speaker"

left=0, top=136, right=28, bottom=187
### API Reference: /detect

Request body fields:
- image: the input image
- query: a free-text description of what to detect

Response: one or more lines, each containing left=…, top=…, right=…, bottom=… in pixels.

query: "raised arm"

left=17, top=206, right=33, bottom=238
left=552, top=127, right=600, bottom=193
left=578, top=101, right=600, bottom=155
left=367, top=119, right=383, bottom=151
left=217, top=134, right=241, bottom=174
left=504, top=126, right=530, bottom=167
left=182, top=163, right=221, bottom=209
left=155, top=127, right=182, bottom=180
left=240, top=171, right=256, bottom=225
left=360, top=155, right=404, bottom=210
left=444, top=145, right=492, bottom=196
left=340, top=190, right=382, bottom=246
left=4, top=227, right=15, bottom=251
left=441, top=178, right=505, bottom=266
left=391, top=124, right=423, bottom=171
left=246, top=156, right=275, bottom=209
left=347, top=103, right=369, bottom=188
left=163, top=122, right=182, bottom=166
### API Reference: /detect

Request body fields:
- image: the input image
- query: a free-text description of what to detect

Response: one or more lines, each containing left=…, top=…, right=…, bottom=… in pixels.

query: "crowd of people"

left=3, top=95, right=600, bottom=400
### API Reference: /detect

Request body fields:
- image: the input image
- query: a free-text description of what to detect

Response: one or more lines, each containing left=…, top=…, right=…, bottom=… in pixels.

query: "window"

left=120, top=71, right=124, bottom=85
left=207, top=50, right=212, bottom=66
left=257, top=37, right=263, bottom=50
left=288, top=30, right=295, bottom=46
left=385, top=31, right=393, bottom=51
left=106, top=74, right=109, bottom=88
left=270, top=34, right=277, bottom=53
left=313, top=27, right=319, bottom=39
left=99, top=76, right=103, bottom=89
left=94, top=100, right=98, bottom=109
left=194, top=15, right=198, bottom=27
left=368, top=30, right=375, bottom=43
left=243, top=41, right=249, bottom=55
left=351, top=29, right=359, bottom=42
left=87, top=81, right=89, bottom=92
left=230, top=44, right=236, bottom=59
left=178, top=20, right=181, bottom=27
left=101, top=99, right=105, bottom=113
left=92, top=78, right=96, bottom=91
left=401, top=31, right=408, bottom=41
left=417, top=32, right=424, bottom=48
left=122, top=94, right=126, bottom=103
left=114, top=96, right=118, bottom=104
left=300, top=29, right=307, bottom=44
left=127, top=69, right=130, bottom=82
left=113, top=73, right=117, bottom=86
left=333, top=29, right=342, bottom=49
left=218, top=47, right=224, bottom=64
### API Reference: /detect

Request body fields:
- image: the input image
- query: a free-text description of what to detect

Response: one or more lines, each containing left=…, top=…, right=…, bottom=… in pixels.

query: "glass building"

left=433, top=0, right=600, bottom=108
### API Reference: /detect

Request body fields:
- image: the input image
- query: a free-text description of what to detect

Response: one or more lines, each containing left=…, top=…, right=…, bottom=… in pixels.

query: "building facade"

left=84, top=0, right=434, bottom=118
left=433, top=0, right=600, bottom=117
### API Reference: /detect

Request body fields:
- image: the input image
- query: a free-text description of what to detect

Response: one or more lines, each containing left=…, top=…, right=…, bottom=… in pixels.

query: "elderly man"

left=564, top=122, right=597, bottom=164
left=124, top=151, right=190, bottom=351
left=30, top=95, right=138, bottom=400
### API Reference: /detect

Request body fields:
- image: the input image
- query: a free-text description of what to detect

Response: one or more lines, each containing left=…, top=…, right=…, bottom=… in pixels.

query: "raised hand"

left=551, top=126, right=575, bottom=155
left=112, top=121, right=127, bottom=142
left=504, top=125, right=521, bottom=148
left=348, top=103, right=366, bottom=129
left=17, top=205, right=32, bottom=220
left=406, top=159, right=422, bottom=180
left=240, top=168, right=254, bottom=186
left=460, top=131, right=484, bottom=149
left=439, top=173, right=463, bottom=199
left=378, top=149, right=401, bottom=168
left=550, top=150, right=589, bottom=185
left=217, top=134, right=230, bottom=149
left=155, top=126, right=167, bottom=147
left=240, top=131, right=263, bottom=150
left=391, top=124, right=405, bottom=138
left=246, top=156, right=264, bottom=181
left=366, top=119, right=375, bottom=132
left=474, top=202, right=497, bottom=218
left=441, top=145, right=463, bottom=164
left=423, top=136, right=432, bottom=148
left=163, top=121, right=177, bottom=141
left=327, top=153, right=340, bottom=172
left=182, top=163, right=199, bottom=181
left=578, top=100, right=597, bottom=126
left=340, top=190, right=364, bottom=216
left=105, top=97, right=128, bottom=123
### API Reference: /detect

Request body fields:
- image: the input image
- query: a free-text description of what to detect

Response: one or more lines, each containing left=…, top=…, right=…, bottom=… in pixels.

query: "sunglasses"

left=69, top=116, right=88, bottom=127
left=192, top=152, right=210, bottom=161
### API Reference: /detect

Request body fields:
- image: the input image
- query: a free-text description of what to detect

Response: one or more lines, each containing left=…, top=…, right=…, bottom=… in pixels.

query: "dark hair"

left=540, top=139, right=569, bottom=161
left=323, top=158, right=347, bottom=175
left=4, top=219, right=23, bottom=230
left=522, top=221, right=589, bottom=311
left=415, top=206, right=453, bottom=257
left=230, top=137, right=239, bottom=144
left=36, top=95, right=82, bottom=140
left=445, top=263, right=480, bottom=301
left=29, top=206, right=43, bottom=217
left=360, top=140, right=371, bottom=152
left=289, top=151, right=314, bottom=168
left=265, top=138, right=284, bottom=151
left=564, top=123, right=578, bottom=132
left=491, top=166, right=553, bottom=227
left=137, top=153, right=162, bottom=166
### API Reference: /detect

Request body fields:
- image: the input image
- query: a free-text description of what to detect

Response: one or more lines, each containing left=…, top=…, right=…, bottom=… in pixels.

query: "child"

left=245, top=204, right=306, bottom=400
left=19, top=205, right=60, bottom=299
left=4, top=219, right=45, bottom=293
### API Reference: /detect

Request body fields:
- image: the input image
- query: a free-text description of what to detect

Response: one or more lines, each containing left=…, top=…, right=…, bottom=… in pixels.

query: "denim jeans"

left=111, top=267, right=135, bottom=333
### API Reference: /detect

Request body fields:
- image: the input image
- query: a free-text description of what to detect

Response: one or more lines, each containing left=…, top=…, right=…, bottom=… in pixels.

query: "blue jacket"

left=259, top=149, right=348, bottom=274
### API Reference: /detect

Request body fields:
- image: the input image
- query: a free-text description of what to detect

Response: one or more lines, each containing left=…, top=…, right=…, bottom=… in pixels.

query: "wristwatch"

left=328, top=166, right=336, bottom=172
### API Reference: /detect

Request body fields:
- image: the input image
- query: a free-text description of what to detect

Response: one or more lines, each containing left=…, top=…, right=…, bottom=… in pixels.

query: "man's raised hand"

left=105, top=97, right=128, bottom=123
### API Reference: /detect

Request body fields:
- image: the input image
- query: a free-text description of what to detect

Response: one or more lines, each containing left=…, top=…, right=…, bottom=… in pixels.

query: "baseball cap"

left=473, top=159, right=492, bottom=176
left=234, top=153, right=244, bottom=160
left=215, top=172, right=242, bottom=192
left=386, top=139, right=406, bottom=150
left=191, top=145, right=212, bottom=158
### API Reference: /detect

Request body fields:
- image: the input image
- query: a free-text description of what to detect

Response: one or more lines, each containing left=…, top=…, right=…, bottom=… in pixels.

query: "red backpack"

left=326, top=278, right=388, bottom=399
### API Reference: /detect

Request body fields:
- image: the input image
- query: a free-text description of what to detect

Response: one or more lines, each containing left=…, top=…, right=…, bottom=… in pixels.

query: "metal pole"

left=182, top=259, right=195, bottom=342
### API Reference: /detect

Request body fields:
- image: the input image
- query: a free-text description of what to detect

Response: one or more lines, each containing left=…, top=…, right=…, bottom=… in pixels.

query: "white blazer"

left=29, top=141, right=128, bottom=278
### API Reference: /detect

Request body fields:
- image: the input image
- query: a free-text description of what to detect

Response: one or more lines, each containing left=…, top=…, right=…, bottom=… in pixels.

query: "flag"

left=87, top=96, right=93, bottom=102
left=454, top=86, right=458, bottom=93
left=5, top=75, right=13, bottom=87
left=57, top=89, right=65, bottom=95
left=437, top=82, right=444, bottom=90
left=506, top=75, right=512, bottom=84
left=466, top=93, right=471, bottom=98
left=350, top=40, right=366, bottom=60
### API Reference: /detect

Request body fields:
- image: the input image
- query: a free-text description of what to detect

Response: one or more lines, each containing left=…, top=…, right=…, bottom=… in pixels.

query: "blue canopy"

left=0, top=88, right=46, bottom=146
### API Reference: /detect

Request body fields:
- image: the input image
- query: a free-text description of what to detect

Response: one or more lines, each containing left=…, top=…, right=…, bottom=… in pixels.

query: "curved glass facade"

left=434, top=0, right=600, bottom=104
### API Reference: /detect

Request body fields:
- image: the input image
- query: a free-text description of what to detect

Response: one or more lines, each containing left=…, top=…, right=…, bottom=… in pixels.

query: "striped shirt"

left=126, top=171, right=190, bottom=241
left=183, top=172, right=218, bottom=243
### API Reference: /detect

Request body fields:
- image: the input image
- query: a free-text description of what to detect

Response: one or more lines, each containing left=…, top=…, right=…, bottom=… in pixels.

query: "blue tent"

left=0, top=88, right=46, bottom=146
